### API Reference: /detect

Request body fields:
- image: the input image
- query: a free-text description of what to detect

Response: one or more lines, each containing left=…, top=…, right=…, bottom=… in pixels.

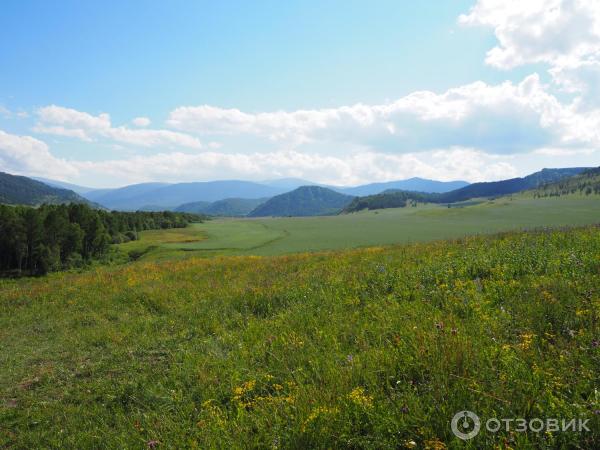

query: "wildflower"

left=346, top=354, right=354, bottom=364
left=402, top=440, right=417, bottom=448
left=519, top=332, right=535, bottom=350
left=301, top=406, right=339, bottom=431
left=401, top=405, right=409, bottom=413
left=147, top=440, right=159, bottom=449
left=592, top=340, right=599, bottom=348
left=424, top=438, right=447, bottom=449
left=348, top=387, right=373, bottom=408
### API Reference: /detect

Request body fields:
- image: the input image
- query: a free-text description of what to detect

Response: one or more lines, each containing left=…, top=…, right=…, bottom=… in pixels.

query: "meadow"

left=1, top=224, right=599, bottom=448
left=119, top=195, right=600, bottom=260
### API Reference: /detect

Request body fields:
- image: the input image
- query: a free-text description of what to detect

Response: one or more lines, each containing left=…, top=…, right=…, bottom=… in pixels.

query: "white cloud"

left=132, top=116, right=151, bottom=127
left=68, top=147, right=519, bottom=186
left=459, top=0, right=600, bottom=112
left=167, top=74, right=598, bottom=154
left=0, top=129, right=78, bottom=178
left=459, top=0, right=600, bottom=70
left=35, top=105, right=203, bottom=149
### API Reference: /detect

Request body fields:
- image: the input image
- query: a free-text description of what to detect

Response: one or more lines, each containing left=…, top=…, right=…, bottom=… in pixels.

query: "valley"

left=120, top=194, right=600, bottom=260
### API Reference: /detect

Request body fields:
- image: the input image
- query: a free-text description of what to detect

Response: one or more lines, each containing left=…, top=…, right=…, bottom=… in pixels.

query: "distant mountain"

left=338, top=178, right=469, bottom=196
left=176, top=198, right=268, bottom=216
left=437, top=167, right=590, bottom=203
left=248, top=186, right=354, bottom=217
left=33, top=177, right=99, bottom=195
left=343, top=168, right=592, bottom=212
left=84, top=182, right=171, bottom=209
left=83, top=181, right=284, bottom=211
left=0, top=171, right=91, bottom=206
left=72, top=177, right=469, bottom=211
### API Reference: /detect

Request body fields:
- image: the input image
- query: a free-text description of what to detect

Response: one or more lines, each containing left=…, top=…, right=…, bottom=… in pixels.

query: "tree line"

left=0, top=203, right=201, bottom=276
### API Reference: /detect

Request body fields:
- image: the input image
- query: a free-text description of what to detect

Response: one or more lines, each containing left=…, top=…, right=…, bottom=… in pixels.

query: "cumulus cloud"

left=460, top=0, right=600, bottom=112
left=0, top=129, right=78, bottom=178
left=459, top=0, right=600, bottom=69
left=70, top=147, right=518, bottom=186
left=167, top=74, right=598, bottom=153
left=35, top=105, right=202, bottom=149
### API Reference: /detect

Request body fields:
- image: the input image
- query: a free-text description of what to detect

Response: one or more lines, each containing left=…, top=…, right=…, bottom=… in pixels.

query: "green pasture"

left=120, top=195, right=600, bottom=260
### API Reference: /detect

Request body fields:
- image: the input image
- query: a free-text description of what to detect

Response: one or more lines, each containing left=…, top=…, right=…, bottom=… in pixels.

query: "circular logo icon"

left=451, top=410, right=481, bottom=440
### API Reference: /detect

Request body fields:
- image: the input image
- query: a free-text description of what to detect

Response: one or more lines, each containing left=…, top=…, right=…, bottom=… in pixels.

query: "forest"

left=0, top=203, right=201, bottom=276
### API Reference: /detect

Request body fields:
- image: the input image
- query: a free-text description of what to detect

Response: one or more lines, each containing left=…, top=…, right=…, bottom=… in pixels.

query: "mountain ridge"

left=0, top=172, right=93, bottom=206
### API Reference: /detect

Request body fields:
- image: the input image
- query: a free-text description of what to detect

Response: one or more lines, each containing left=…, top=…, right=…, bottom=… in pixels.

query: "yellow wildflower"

left=348, top=387, right=374, bottom=408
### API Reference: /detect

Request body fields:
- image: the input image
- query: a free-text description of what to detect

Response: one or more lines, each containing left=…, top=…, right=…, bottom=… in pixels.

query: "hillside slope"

left=438, top=167, right=589, bottom=203
left=344, top=167, right=591, bottom=212
left=33, top=177, right=98, bottom=195
left=532, top=167, right=600, bottom=197
left=175, top=197, right=268, bottom=216
left=248, top=186, right=354, bottom=217
left=0, top=171, right=91, bottom=206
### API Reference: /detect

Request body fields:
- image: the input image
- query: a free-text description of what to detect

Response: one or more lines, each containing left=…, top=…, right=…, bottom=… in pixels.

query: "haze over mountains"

left=2, top=168, right=594, bottom=217
left=38, top=176, right=468, bottom=211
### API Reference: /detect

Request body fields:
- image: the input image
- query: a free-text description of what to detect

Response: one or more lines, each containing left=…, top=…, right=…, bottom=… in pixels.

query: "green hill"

left=176, top=198, right=268, bottom=216
left=0, top=171, right=92, bottom=206
left=532, top=167, right=600, bottom=197
left=248, top=186, right=354, bottom=217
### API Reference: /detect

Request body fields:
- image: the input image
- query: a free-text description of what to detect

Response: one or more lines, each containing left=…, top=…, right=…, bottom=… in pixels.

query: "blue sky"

left=1, top=0, right=599, bottom=187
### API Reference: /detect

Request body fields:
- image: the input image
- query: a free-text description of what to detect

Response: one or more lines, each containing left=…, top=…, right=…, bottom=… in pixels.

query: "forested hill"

left=533, top=167, right=600, bottom=197
left=436, top=167, right=590, bottom=203
left=343, top=167, right=592, bottom=213
left=0, top=171, right=91, bottom=206
left=248, top=186, right=354, bottom=217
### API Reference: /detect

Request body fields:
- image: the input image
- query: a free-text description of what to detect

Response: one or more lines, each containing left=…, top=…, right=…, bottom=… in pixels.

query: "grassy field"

left=120, top=195, right=600, bottom=260
left=1, top=226, right=599, bottom=448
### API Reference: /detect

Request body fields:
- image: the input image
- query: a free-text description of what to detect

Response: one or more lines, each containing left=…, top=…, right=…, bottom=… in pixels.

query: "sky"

left=1, top=0, right=600, bottom=188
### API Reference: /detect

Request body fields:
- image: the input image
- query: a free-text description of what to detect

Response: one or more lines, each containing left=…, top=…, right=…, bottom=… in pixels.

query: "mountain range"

left=31, top=176, right=468, bottom=211
left=1, top=168, right=594, bottom=216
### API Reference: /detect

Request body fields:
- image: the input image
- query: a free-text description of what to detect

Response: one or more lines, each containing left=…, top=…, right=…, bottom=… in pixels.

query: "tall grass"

left=1, top=227, right=599, bottom=448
